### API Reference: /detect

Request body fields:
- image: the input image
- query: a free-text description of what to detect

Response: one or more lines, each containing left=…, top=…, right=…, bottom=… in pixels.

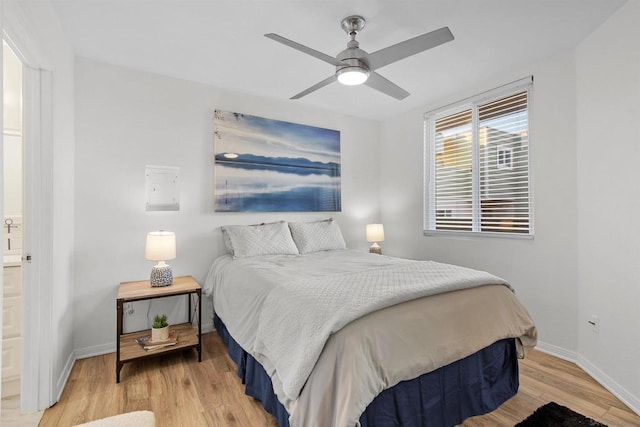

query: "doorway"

left=2, top=39, right=24, bottom=400
left=1, top=36, right=50, bottom=423
left=1, top=39, right=39, bottom=424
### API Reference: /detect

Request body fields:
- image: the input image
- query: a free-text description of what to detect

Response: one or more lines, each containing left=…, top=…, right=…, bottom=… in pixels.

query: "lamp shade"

left=366, top=224, right=385, bottom=243
left=145, top=231, right=176, bottom=261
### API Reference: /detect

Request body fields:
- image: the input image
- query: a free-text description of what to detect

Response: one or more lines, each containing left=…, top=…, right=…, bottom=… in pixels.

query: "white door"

left=21, top=63, right=54, bottom=413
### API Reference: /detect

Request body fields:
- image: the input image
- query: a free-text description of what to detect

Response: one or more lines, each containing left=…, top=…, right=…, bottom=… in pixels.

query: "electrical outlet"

left=123, top=303, right=135, bottom=316
left=588, top=315, right=599, bottom=333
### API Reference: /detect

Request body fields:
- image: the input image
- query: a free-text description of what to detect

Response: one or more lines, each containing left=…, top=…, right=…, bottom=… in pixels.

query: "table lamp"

left=145, top=231, right=176, bottom=287
left=366, top=224, right=384, bottom=255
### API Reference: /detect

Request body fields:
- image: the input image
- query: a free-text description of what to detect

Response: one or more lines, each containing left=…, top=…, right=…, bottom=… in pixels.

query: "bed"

left=204, top=220, right=537, bottom=427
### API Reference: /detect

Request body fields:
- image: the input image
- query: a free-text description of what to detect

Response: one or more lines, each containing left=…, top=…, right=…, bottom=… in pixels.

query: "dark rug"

left=516, top=402, right=608, bottom=426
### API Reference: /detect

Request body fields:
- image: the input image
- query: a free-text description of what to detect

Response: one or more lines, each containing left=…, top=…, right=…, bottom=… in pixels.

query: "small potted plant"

left=151, top=314, right=169, bottom=342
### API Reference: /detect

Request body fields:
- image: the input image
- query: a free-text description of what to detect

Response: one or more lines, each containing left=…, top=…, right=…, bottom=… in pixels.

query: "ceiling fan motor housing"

left=336, top=48, right=370, bottom=73
left=336, top=17, right=370, bottom=79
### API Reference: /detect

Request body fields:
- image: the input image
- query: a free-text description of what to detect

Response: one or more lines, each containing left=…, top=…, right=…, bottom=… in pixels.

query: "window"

left=424, top=77, right=532, bottom=236
left=496, top=145, right=513, bottom=170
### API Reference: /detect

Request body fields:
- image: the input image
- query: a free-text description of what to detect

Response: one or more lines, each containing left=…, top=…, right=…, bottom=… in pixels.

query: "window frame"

left=423, top=76, right=534, bottom=239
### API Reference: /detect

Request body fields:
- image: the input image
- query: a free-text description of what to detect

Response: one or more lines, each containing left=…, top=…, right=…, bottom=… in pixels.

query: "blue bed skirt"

left=214, top=315, right=518, bottom=427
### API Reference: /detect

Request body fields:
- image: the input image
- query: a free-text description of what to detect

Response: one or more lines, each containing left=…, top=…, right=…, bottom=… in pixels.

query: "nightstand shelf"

left=119, top=323, right=199, bottom=363
left=116, top=276, right=202, bottom=383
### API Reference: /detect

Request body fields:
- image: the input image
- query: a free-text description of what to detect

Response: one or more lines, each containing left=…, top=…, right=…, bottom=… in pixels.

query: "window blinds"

left=426, top=79, right=532, bottom=236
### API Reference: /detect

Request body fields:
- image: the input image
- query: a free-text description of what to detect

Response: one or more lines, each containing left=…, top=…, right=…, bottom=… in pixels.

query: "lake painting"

left=213, top=110, right=341, bottom=212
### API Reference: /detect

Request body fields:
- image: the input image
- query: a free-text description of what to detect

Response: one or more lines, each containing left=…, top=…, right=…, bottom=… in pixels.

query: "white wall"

left=576, top=0, right=640, bottom=412
left=379, top=51, right=579, bottom=357
left=73, top=58, right=381, bottom=354
left=2, top=0, right=75, bottom=408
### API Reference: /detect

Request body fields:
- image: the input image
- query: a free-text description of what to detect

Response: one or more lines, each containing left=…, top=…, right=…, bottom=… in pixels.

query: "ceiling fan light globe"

left=337, top=67, right=369, bottom=85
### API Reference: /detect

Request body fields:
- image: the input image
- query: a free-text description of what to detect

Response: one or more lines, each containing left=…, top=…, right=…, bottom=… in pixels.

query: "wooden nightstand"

left=116, top=275, right=202, bottom=383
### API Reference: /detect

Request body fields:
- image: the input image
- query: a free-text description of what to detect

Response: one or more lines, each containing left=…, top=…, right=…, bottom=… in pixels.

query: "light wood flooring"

left=39, top=332, right=640, bottom=426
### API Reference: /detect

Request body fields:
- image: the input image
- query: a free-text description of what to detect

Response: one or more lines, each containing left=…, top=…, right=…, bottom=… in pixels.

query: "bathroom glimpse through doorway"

left=2, top=38, right=25, bottom=402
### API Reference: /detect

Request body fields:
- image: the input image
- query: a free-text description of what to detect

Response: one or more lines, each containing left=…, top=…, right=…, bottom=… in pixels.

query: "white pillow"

left=221, top=228, right=234, bottom=254
left=221, top=221, right=299, bottom=258
left=289, top=219, right=347, bottom=254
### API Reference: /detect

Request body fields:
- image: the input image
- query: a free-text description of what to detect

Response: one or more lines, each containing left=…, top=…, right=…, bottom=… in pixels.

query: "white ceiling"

left=51, top=0, right=626, bottom=121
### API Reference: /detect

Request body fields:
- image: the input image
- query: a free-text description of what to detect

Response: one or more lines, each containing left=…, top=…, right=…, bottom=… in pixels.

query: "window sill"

left=423, top=230, right=534, bottom=240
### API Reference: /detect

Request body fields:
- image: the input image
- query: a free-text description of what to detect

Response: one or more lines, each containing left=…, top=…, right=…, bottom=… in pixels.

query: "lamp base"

left=369, top=243, right=382, bottom=255
left=150, top=264, right=173, bottom=287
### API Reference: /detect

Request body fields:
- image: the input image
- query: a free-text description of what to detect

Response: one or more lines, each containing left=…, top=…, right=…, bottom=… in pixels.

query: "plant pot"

left=151, top=325, right=169, bottom=342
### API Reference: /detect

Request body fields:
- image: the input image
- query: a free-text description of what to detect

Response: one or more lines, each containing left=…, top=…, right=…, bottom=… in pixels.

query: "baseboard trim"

left=534, top=340, right=640, bottom=416
left=75, top=342, right=116, bottom=360
left=534, top=340, right=577, bottom=363
left=577, top=354, right=640, bottom=416
left=203, top=320, right=214, bottom=334
left=55, top=351, right=76, bottom=402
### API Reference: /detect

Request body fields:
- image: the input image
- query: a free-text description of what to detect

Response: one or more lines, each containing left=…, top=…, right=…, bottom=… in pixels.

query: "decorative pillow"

left=289, top=219, right=347, bottom=254
left=221, top=221, right=299, bottom=258
left=221, top=228, right=234, bottom=254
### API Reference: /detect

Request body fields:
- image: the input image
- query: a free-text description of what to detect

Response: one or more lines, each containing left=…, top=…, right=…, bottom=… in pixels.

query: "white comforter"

left=204, top=250, right=513, bottom=410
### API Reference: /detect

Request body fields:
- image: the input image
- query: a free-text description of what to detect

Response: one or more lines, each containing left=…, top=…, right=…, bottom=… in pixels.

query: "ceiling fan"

left=265, top=15, right=454, bottom=100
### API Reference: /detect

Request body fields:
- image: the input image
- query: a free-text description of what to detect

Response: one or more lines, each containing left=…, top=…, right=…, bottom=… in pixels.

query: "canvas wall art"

left=213, top=110, right=341, bottom=212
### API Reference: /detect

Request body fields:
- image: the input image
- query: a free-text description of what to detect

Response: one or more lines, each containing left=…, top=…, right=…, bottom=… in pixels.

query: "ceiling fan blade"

left=366, top=27, right=454, bottom=70
left=365, top=72, right=410, bottom=100
left=291, top=75, right=337, bottom=99
left=265, top=33, right=343, bottom=67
